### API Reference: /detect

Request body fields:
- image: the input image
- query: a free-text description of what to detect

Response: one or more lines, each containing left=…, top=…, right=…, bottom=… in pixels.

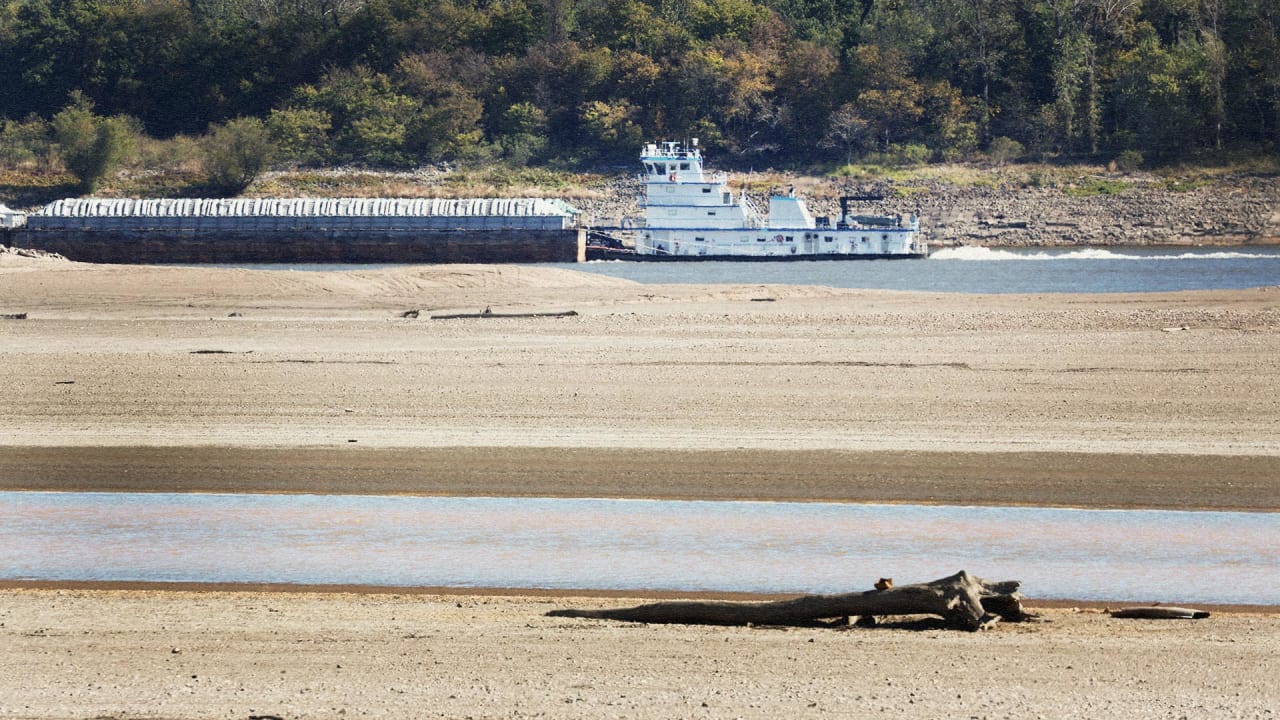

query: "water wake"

left=930, top=246, right=1276, bottom=261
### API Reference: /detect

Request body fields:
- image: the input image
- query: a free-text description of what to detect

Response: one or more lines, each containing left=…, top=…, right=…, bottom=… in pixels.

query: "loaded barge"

left=588, top=140, right=926, bottom=261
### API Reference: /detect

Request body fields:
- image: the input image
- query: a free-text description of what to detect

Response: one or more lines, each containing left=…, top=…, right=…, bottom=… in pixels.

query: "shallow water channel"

left=2, top=492, right=1276, bottom=604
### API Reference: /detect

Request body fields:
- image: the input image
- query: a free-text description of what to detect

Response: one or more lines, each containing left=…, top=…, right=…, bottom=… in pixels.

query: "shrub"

left=0, top=115, right=53, bottom=169
left=865, top=143, right=930, bottom=167
left=988, top=136, right=1025, bottom=165
left=204, top=117, right=275, bottom=194
left=51, top=95, right=138, bottom=193
left=266, top=108, right=332, bottom=166
left=1115, top=150, right=1144, bottom=173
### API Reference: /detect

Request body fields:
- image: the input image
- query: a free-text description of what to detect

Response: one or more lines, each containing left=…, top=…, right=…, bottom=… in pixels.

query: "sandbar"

left=1, top=256, right=1278, bottom=718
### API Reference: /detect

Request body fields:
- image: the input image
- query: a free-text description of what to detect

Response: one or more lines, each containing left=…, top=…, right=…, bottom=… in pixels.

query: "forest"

left=2, top=0, right=1279, bottom=191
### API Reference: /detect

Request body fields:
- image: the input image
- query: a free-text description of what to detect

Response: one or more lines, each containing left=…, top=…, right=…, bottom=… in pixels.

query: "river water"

left=28, top=247, right=1278, bottom=602
left=560, top=246, right=1280, bottom=293
left=201, top=246, right=1280, bottom=294
left=3, top=492, right=1277, bottom=604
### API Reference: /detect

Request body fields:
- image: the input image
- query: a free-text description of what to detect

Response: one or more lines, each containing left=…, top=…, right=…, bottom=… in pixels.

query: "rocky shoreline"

left=7, top=165, right=1278, bottom=251
left=908, top=175, right=1280, bottom=247
left=577, top=171, right=1280, bottom=248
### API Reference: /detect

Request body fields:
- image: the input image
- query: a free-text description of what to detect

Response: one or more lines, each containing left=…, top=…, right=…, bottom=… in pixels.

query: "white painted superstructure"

left=633, top=140, right=925, bottom=258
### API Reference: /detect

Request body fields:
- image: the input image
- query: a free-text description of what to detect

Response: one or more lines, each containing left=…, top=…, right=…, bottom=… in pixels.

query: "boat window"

left=861, top=236, right=868, bottom=243
left=785, top=236, right=793, bottom=242
left=757, top=237, right=766, bottom=242
left=680, top=163, right=690, bottom=170
left=695, top=237, right=705, bottom=242
left=882, top=234, right=889, bottom=241
left=723, top=193, right=731, bottom=203
left=707, top=211, right=716, bottom=216
left=824, top=236, right=834, bottom=242
left=702, top=187, right=712, bottom=193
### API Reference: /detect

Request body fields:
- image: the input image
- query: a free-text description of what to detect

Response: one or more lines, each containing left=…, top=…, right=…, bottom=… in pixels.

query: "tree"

left=1248, top=0, right=1280, bottom=148
left=204, top=116, right=275, bottom=193
left=1111, top=27, right=1210, bottom=157
left=820, top=103, right=871, bottom=164
left=579, top=99, right=643, bottom=158
left=1196, top=0, right=1227, bottom=150
left=395, top=53, right=486, bottom=161
left=291, top=65, right=419, bottom=164
left=849, top=45, right=925, bottom=151
left=922, top=80, right=980, bottom=161
left=51, top=95, right=137, bottom=193
left=771, top=41, right=839, bottom=153
left=495, top=101, right=549, bottom=165
left=928, top=0, right=1022, bottom=144
left=5, top=0, right=107, bottom=118
left=266, top=107, right=333, bottom=166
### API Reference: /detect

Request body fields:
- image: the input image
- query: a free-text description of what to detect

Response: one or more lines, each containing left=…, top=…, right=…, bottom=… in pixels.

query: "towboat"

left=587, top=140, right=926, bottom=260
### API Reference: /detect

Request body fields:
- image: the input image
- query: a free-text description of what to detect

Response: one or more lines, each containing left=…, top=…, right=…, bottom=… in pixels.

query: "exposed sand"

left=1, top=254, right=1278, bottom=718
left=1, top=588, right=1279, bottom=720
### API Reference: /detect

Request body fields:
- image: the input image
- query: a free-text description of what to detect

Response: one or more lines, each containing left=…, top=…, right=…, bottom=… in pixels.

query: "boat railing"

left=740, top=195, right=765, bottom=229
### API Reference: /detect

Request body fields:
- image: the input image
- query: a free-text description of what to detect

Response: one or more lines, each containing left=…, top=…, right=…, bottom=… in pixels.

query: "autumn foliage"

left=2, top=0, right=1278, bottom=178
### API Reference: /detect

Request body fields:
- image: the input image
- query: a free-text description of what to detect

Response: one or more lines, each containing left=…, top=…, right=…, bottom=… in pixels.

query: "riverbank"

left=579, top=169, right=1280, bottom=248
left=1, top=587, right=1277, bottom=720
left=6, top=162, right=1279, bottom=251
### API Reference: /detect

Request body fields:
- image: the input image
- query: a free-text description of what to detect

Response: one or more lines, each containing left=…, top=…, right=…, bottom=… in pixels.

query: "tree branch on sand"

left=548, top=571, right=1030, bottom=632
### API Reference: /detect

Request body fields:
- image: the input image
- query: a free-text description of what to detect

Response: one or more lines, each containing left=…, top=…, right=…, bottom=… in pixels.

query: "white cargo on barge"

left=593, top=140, right=926, bottom=260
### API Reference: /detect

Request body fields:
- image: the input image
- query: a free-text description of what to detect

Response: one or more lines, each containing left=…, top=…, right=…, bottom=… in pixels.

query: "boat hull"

left=586, top=247, right=929, bottom=261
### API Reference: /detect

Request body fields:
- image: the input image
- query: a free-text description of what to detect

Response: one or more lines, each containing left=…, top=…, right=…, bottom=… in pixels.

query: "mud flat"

left=2, top=254, right=1278, bottom=506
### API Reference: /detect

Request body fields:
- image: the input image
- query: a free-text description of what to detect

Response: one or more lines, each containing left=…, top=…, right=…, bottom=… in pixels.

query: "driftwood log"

left=1111, top=606, right=1210, bottom=619
left=548, top=571, right=1028, bottom=632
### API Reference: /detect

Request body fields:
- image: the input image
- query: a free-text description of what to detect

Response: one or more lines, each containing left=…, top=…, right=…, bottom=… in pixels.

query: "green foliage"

left=50, top=95, right=138, bottom=193
left=204, top=117, right=274, bottom=193
left=1115, top=150, right=1144, bottom=173
left=988, top=137, right=1025, bottom=165
left=688, top=0, right=772, bottom=42
left=1064, top=179, right=1133, bottom=197
left=292, top=66, right=419, bottom=165
left=495, top=102, right=549, bottom=166
left=864, top=143, right=931, bottom=167
left=267, top=108, right=333, bottom=166
left=0, top=115, right=54, bottom=169
left=580, top=100, right=644, bottom=158
left=1, top=0, right=1277, bottom=176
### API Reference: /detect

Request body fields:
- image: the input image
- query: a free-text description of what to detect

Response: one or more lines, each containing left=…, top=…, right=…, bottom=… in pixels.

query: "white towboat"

left=588, top=140, right=926, bottom=260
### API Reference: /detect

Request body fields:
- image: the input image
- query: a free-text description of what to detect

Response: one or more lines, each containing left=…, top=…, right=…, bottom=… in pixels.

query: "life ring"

left=669, top=173, right=677, bottom=182
left=774, top=234, right=784, bottom=242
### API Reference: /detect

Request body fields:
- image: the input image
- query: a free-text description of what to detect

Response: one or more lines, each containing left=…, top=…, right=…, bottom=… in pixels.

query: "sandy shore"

left=2, top=254, right=1279, bottom=717
left=2, top=588, right=1278, bottom=720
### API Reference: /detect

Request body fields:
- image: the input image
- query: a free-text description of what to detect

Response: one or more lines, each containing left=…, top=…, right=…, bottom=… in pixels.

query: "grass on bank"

left=3, top=140, right=1277, bottom=209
